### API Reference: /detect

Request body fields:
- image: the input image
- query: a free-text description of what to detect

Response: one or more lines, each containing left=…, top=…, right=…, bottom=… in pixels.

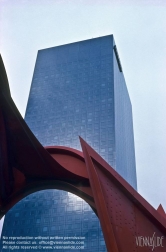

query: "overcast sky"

left=0, top=0, right=166, bottom=234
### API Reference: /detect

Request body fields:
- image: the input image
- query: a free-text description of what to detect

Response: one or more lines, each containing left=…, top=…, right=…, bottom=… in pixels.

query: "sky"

left=0, top=0, right=166, bottom=235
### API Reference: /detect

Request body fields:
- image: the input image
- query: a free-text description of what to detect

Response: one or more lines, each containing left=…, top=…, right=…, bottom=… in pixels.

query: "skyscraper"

left=1, top=35, right=137, bottom=251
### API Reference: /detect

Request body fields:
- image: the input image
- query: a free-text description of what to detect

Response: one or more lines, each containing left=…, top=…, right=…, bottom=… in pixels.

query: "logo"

left=135, top=232, right=164, bottom=251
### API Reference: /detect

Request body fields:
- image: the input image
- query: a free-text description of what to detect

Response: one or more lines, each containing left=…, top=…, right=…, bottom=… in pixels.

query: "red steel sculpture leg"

left=80, top=138, right=119, bottom=251
left=0, top=55, right=166, bottom=251
left=80, top=138, right=166, bottom=251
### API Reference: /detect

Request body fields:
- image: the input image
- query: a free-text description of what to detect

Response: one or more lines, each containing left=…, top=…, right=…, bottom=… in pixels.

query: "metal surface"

left=0, top=55, right=166, bottom=251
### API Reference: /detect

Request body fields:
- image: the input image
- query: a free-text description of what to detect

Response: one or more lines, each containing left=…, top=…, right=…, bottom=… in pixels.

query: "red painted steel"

left=0, top=55, right=166, bottom=251
left=157, top=204, right=166, bottom=219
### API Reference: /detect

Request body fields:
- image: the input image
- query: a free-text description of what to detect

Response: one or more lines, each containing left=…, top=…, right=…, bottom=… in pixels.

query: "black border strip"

left=113, top=45, right=123, bottom=72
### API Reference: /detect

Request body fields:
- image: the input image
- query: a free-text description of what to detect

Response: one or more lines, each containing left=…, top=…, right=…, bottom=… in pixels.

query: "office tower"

left=1, top=35, right=137, bottom=251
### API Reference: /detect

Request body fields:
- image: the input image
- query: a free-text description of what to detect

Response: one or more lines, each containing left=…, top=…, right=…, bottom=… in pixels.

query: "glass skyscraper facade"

left=1, top=35, right=137, bottom=252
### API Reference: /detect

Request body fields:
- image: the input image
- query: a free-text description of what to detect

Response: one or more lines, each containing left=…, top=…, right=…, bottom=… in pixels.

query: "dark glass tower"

left=1, top=35, right=137, bottom=251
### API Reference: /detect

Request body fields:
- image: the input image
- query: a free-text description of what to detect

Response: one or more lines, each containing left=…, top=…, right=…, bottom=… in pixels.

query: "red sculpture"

left=0, top=55, right=166, bottom=251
